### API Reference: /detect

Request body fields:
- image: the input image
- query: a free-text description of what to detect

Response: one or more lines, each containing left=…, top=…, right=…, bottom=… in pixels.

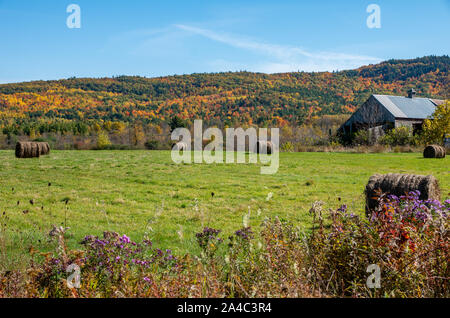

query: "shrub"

left=353, top=130, right=371, bottom=146
left=281, top=142, right=294, bottom=152
left=307, top=193, right=449, bottom=297
left=96, top=131, right=111, bottom=149
left=144, top=140, right=160, bottom=150
left=195, top=227, right=223, bottom=258
left=379, top=126, right=414, bottom=146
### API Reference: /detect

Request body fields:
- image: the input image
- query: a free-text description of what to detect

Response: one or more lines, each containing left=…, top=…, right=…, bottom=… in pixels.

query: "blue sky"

left=0, top=0, right=449, bottom=83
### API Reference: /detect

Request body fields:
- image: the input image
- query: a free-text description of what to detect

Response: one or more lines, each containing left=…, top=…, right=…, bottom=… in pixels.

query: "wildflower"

left=120, top=234, right=131, bottom=244
left=195, top=227, right=222, bottom=255
left=143, top=277, right=151, bottom=283
left=235, top=227, right=254, bottom=240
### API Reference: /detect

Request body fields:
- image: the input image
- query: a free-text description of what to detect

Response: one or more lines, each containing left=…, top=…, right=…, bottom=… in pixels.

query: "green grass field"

left=0, top=150, right=448, bottom=270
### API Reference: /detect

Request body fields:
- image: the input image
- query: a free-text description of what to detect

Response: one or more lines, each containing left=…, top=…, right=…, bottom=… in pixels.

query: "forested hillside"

left=0, top=56, right=448, bottom=137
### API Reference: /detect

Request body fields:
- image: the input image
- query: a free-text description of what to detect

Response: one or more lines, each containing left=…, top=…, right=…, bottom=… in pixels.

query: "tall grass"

left=1, top=193, right=448, bottom=298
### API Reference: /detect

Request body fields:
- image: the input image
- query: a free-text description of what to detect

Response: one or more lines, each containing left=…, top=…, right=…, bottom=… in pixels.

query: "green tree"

left=169, top=116, right=187, bottom=133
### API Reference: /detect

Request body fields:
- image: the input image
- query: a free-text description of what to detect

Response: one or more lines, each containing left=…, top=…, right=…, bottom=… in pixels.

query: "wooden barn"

left=339, top=89, right=444, bottom=140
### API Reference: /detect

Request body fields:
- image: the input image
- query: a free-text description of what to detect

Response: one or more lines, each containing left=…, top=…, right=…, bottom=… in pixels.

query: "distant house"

left=339, top=89, right=444, bottom=140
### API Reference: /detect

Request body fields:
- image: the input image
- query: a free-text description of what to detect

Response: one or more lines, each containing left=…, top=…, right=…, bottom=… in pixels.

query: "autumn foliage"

left=0, top=56, right=447, bottom=138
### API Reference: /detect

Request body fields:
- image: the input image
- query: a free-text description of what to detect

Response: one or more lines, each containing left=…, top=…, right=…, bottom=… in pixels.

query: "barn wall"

left=367, top=125, right=385, bottom=141
left=394, top=119, right=423, bottom=128
left=394, top=119, right=424, bottom=135
left=341, top=96, right=396, bottom=133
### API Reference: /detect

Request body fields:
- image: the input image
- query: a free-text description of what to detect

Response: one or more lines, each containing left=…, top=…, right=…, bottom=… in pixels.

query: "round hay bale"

left=37, top=142, right=50, bottom=156
left=15, top=142, right=25, bottom=158
left=15, top=141, right=40, bottom=158
left=365, top=173, right=440, bottom=214
left=255, top=141, right=273, bottom=154
left=15, top=141, right=50, bottom=158
left=172, top=142, right=188, bottom=151
left=423, top=145, right=446, bottom=158
left=30, top=142, right=40, bottom=158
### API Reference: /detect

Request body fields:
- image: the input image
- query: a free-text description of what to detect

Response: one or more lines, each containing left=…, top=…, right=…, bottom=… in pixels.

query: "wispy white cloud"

left=107, top=24, right=382, bottom=74
left=175, top=24, right=382, bottom=72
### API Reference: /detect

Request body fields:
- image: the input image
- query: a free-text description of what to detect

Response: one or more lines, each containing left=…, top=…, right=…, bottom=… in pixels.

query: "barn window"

left=412, top=123, right=422, bottom=135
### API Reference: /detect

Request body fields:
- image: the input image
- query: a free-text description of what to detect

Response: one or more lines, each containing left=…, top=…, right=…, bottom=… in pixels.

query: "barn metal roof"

left=373, top=94, right=439, bottom=119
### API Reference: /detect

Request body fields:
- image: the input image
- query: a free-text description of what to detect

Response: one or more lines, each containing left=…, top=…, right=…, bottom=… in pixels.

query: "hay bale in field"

left=172, top=142, right=188, bottom=151
left=36, top=142, right=50, bottom=156
left=255, top=141, right=273, bottom=154
left=30, top=142, right=40, bottom=157
left=365, top=173, right=440, bottom=214
left=423, top=145, right=446, bottom=158
left=15, top=142, right=25, bottom=158
left=15, top=141, right=39, bottom=158
left=15, top=141, right=50, bottom=158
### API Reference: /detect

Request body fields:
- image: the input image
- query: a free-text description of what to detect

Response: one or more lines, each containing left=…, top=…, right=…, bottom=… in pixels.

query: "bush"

left=307, top=193, right=449, bottom=297
left=281, top=142, right=294, bottom=152
left=96, top=131, right=111, bottom=149
left=353, top=130, right=371, bottom=146
left=379, top=126, right=415, bottom=146
left=144, top=140, right=160, bottom=150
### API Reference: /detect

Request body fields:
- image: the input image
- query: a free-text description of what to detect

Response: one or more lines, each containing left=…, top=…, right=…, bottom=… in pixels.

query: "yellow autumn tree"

left=97, top=130, right=111, bottom=149
left=111, top=122, right=126, bottom=135
left=131, top=124, right=145, bottom=146
left=422, top=100, right=450, bottom=145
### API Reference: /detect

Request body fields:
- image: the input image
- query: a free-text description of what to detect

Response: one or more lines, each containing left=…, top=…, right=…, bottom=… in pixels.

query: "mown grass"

left=0, top=150, right=448, bottom=270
